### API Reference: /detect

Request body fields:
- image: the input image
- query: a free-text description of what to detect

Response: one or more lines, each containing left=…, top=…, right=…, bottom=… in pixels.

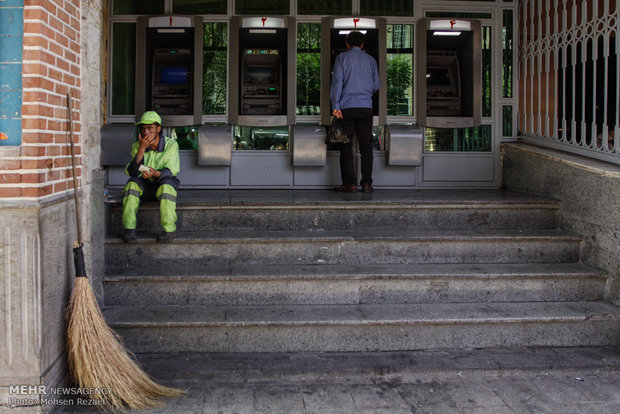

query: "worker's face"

left=139, top=124, right=161, bottom=138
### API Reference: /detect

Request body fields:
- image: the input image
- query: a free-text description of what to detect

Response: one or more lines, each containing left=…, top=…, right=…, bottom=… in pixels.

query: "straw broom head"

left=66, top=275, right=185, bottom=411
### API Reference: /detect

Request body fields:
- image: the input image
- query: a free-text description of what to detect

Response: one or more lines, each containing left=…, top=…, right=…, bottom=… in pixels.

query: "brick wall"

left=0, top=0, right=81, bottom=199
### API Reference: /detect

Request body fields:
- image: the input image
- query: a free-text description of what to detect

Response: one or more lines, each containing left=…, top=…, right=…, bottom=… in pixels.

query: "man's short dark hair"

left=346, top=31, right=365, bottom=47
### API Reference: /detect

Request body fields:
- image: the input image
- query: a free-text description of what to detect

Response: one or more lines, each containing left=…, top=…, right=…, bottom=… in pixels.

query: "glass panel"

left=173, top=0, right=227, bottom=14
left=173, top=125, right=199, bottom=150
left=113, top=0, right=164, bottom=15
left=112, top=23, right=136, bottom=116
left=297, top=0, right=351, bottom=15
left=297, top=23, right=321, bottom=116
left=236, top=0, right=289, bottom=15
left=425, top=12, right=493, bottom=19
left=425, top=125, right=492, bottom=152
left=502, top=105, right=513, bottom=136
left=482, top=26, right=492, bottom=117
left=203, top=22, right=228, bottom=115
left=233, top=126, right=289, bottom=151
left=502, top=9, right=514, bottom=98
left=361, top=0, right=413, bottom=17
left=387, top=24, right=414, bottom=116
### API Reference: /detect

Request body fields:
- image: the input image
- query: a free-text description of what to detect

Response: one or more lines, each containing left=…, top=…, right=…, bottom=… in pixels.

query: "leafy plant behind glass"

left=203, top=23, right=228, bottom=115
left=387, top=55, right=412, bottom=116
left=296, top=23, right=321, bottom=115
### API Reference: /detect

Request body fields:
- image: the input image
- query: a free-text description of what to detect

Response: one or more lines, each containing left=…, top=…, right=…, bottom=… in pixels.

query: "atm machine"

left=416, top=18, right=481, bottom=128
left=198, top=15, right=297, bottom=189
left=228, top=16, right=296, bottom=127
left=136, top=16, right=203, bottom=126
left=312, top=17, right=423, bottom=188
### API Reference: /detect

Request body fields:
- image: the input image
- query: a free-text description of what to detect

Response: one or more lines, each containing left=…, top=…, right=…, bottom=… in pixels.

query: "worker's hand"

left=140, top=166, right=161, bottom=179
left=332, top=109, right=343, bottom=119
left=141, top=166, right=154, bottom=179
left=138, top=130, right=157, bottom=151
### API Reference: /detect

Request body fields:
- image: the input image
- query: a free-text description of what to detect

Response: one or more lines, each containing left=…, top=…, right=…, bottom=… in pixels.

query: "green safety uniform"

left=122, top=135, right=180, bottom=233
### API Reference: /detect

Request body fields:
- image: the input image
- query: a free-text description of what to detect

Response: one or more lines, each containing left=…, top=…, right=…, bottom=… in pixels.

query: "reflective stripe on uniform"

left=157, top=193, right=177, bottom=202
left=124, top=188, right=141, bottom=198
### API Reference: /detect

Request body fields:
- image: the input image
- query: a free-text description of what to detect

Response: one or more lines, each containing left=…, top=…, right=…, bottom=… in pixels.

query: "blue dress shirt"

left=330, top=47, right=380, bottom=111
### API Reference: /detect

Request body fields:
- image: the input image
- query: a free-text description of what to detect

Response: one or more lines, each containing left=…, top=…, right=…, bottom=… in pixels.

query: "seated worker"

left=122, top=111, right=180, bottom=243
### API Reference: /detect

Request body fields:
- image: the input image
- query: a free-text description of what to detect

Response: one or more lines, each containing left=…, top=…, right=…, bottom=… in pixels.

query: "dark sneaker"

left=157, top=231, right=177, bottom=243
left=122, top=229, right=137, bottom=243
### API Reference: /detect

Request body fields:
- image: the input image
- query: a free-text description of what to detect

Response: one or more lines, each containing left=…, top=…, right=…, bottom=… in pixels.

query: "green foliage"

left=202, top=23, right=227, bottom=115
left=296, top=23, right=321, bottom=115
left=386, top=55, right=412, bottom=116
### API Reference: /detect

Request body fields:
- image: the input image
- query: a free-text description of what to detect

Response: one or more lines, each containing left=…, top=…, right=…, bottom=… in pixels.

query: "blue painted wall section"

left=0, top=1, right=24, bottom=146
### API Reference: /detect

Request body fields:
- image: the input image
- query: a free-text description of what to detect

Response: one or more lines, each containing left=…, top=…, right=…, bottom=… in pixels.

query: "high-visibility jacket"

left=125, top=136, right=180, bottom=180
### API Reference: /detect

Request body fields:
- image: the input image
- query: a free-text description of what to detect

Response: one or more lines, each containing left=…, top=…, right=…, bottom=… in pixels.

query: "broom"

left=64, top=92, right=185, bottom=410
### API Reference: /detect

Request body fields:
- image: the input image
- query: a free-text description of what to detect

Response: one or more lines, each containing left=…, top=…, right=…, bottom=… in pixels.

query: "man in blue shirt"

left=330, top=30, right=380, bottom=193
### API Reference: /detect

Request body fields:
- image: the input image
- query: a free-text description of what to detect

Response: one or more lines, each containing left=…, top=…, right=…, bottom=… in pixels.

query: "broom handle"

left=66, top=92, right=82, bottom=246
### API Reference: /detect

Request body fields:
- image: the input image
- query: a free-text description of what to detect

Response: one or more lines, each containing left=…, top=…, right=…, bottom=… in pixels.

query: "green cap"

left=136, top=111, right=162, bottom=125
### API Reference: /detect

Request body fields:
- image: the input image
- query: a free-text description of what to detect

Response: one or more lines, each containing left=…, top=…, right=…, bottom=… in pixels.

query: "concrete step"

left=55, top=346, right=620, bottom=413
left=103, top=262, right=607, bottom=306
left=104, top=301, right=620, bottom=353
left=104, top=229, right=582, bottom=267
left=105, top=189, right=560, bottom=234
left=134, top=346, right=620, bottom=384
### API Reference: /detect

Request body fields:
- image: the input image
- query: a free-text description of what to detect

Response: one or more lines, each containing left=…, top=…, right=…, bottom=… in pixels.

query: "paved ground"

left=50, top=346, right=620, bottom=413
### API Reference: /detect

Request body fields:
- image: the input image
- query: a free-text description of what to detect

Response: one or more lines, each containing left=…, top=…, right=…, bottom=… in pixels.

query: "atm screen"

left=427, top=68, right=451, bottom=86
left=160, top=66, right=189, bottom=85
left=246, top=66, right=276, bottom=84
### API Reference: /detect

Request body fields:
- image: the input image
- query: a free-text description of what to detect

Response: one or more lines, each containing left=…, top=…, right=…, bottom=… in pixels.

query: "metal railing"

left=518, top=0, right=620, bottom=164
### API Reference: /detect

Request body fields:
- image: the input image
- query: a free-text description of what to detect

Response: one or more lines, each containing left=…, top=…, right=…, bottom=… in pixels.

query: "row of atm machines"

left=103, top=15, right=481, bottom=184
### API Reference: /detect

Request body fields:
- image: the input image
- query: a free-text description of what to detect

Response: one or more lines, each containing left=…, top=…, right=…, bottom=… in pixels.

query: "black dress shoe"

left=333, top=184, right=357, bottom=193
left=362, top=183, right=374, bottom=193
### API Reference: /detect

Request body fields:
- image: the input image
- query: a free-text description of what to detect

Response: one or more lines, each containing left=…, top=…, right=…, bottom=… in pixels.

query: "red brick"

left=55, top=34, right=68, bottom=48
left=22, top=132, right=53, bottom=144
left=22, top=117, right=46, bottom=130
left=22, top=63, right=47, bottom=77
left=48, top=67, right=62, bottom=82
left=0, top=188, right=22, bottom=198
left=56, top=58, right=70, bottom=72
left=47, top=170, right=61, bottom=182
left=23, top=34, right=48, bottom=48
left=64, top=25, right=77, bottom=42
left=53, top=182, right=67, bottom=193
left=21, top=146, right=46, bottom=157
left=48, top=93, right=62, bottom=107
left=22, top=104, right=54, bottom=117
left=50, top=41, right=63, bottom=57
left=22, top=159, right=53, bottom=170
left=64, top=48, right=77, bottom=63
left=49, top=15, right=64, bottom=34
left=0, top=173, right=21, bottom=184
left=0, top=160, right=21, bottom=170
left=21, top=173, right=46, bottom=184
left=45, top=145, right=61, bottom=156
left=47, top=119, right=63, bottom=132
left=57, top=7, right=69, bottom=24
left=23, top=91, right=48, bottom=103
left=23, top=7, right=49, bottom=23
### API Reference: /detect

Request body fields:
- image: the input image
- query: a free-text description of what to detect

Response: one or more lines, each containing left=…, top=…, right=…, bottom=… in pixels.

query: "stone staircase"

left=103, top=190, right=620, bottom=354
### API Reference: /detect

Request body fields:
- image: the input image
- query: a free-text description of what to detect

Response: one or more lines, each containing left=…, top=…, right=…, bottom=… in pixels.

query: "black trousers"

left=339, top=108, right=374, bottom=186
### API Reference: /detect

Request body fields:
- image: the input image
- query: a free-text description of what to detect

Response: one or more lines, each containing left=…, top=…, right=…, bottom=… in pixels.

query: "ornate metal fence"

left=518, top=0, right=620, bottom=164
